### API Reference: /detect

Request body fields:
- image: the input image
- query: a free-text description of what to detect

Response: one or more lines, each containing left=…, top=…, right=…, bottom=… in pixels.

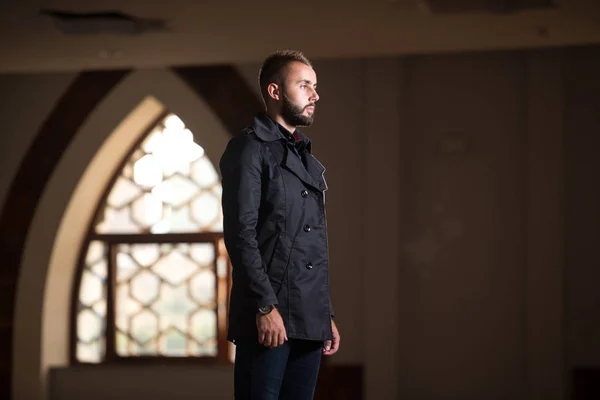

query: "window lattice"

left=96, top=114, right=223, bottom=234
left=75, top=113, right=228, bottom=363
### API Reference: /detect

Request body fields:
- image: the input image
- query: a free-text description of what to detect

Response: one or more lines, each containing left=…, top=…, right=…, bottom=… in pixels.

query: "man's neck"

left=266, top=110, right=296, bottom=134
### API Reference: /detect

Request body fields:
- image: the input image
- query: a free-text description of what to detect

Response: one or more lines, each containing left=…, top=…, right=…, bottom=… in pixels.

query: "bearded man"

left=220, top=50, right=340, bottom=400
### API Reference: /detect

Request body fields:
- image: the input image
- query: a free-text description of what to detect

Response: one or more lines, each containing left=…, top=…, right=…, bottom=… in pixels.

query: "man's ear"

left=267, top=83, right=280, bottom=101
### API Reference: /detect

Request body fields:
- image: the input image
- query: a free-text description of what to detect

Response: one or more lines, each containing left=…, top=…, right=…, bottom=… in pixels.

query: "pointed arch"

left=72, top=110, right=231, bottom=365
left=11, top=67, right=261, bottom=400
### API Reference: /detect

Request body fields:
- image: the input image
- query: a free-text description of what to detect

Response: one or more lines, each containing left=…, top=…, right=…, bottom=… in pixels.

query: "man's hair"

left=258, top=50, right=312, bottom=105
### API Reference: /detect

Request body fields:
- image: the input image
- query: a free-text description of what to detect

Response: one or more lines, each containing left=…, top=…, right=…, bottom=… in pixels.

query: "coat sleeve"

left=220, top=136, right=278, bottom=310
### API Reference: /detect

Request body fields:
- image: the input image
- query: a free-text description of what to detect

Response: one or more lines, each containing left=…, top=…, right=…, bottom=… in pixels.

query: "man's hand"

left=256, top=308, right=288, bottom=348
left=322, top=319, right=340, bottom=356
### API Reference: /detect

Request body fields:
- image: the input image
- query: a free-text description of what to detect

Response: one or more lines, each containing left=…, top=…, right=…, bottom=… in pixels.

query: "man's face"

left=280, top=61, right=319, bottom=127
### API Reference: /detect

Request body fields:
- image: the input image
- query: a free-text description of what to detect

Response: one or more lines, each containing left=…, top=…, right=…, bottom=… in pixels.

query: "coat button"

left=303, top=224, right=311, bottom=232
left=301, top=190, right=308, bottom=198
left=306, top=262, right=313, bottom=270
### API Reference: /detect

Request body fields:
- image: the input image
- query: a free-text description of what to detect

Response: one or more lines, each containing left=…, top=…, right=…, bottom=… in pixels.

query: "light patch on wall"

left=439, top=132, right=471, bottom=155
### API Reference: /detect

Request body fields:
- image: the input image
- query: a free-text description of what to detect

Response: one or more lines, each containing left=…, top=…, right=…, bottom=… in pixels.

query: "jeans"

left=234, top=339, right=323, bottom=400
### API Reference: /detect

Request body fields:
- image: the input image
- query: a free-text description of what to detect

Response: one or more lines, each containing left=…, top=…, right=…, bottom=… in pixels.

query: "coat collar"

left=250, top=112, right=312, bottom=153
left=250, top=113, right=326, bottom=192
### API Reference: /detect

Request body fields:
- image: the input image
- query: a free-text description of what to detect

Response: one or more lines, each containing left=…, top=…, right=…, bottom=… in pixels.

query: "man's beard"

left=281, top=92, right=315, bottom=127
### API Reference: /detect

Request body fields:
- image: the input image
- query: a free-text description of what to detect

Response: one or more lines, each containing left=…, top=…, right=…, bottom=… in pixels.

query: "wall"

left=399, top=52, right=527, bottom=399
left=48, top=366, right=234, bottom=400
left=0, top=73, right=76, bottom=216
left=0, top=72, right=76, bottom=394
left=398, top=50, right=564, bottom=400
left=564, top=46, right=600, bottom=369
left=1, top=46, right=599, bottom=400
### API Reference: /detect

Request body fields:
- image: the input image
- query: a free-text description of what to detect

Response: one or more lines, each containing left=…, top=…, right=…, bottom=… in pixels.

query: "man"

left=220, top=50, right=340, bottom=399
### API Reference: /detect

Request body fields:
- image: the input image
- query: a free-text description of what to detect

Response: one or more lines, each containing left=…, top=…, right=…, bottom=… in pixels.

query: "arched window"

left=72, top=112, right=232, bottom=364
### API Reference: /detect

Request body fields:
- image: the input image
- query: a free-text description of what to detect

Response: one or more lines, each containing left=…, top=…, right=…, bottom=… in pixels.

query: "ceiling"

left=2, top=0, right=600, bottom=73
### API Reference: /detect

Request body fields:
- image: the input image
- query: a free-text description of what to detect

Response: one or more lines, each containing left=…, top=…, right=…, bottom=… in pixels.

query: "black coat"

left=220, top=113, right=334, bottom=343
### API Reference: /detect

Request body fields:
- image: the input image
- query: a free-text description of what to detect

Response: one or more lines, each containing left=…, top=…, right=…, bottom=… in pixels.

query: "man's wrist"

left=257, top=304, right=274, bottom=315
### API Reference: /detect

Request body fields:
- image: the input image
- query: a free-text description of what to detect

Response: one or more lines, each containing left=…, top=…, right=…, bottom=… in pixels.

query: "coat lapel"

left=305, top=153, right=327, bottom=192
left=251, top=113, right=326, bottom=192
left=283, top=146, right=322, bottom=192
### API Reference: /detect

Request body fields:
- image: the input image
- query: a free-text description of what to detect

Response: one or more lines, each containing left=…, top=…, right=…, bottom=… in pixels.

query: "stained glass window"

left=74, top=113, right=231, bottom=364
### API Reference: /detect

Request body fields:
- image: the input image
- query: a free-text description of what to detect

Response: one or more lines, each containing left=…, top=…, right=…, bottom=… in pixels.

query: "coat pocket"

left=262, top=231, right=281, bottom=273
left=268, top=233, right=293, bottom=295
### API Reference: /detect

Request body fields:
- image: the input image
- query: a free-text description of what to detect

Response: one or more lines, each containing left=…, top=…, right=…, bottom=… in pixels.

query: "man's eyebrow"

left=297, top=79, right=317, bottom=85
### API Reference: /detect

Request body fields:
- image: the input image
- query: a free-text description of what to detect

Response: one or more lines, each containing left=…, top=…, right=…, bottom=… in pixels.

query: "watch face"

left=259, top=305, right=273, bottom=314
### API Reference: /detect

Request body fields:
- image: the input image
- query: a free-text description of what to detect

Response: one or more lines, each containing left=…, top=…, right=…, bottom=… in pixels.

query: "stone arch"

left=11, top=67, right=261, bottom=400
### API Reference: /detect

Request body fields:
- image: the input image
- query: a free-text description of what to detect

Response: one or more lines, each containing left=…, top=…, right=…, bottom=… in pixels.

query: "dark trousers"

left=234, top=339, right=323, bottom=400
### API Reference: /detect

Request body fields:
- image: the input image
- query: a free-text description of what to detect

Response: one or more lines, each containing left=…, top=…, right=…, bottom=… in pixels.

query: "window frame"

left=69, top=111, right=232, bottom=365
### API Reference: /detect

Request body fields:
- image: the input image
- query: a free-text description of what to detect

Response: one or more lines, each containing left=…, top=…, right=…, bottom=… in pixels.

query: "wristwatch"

left=258, top=304, right=274, bottom=315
